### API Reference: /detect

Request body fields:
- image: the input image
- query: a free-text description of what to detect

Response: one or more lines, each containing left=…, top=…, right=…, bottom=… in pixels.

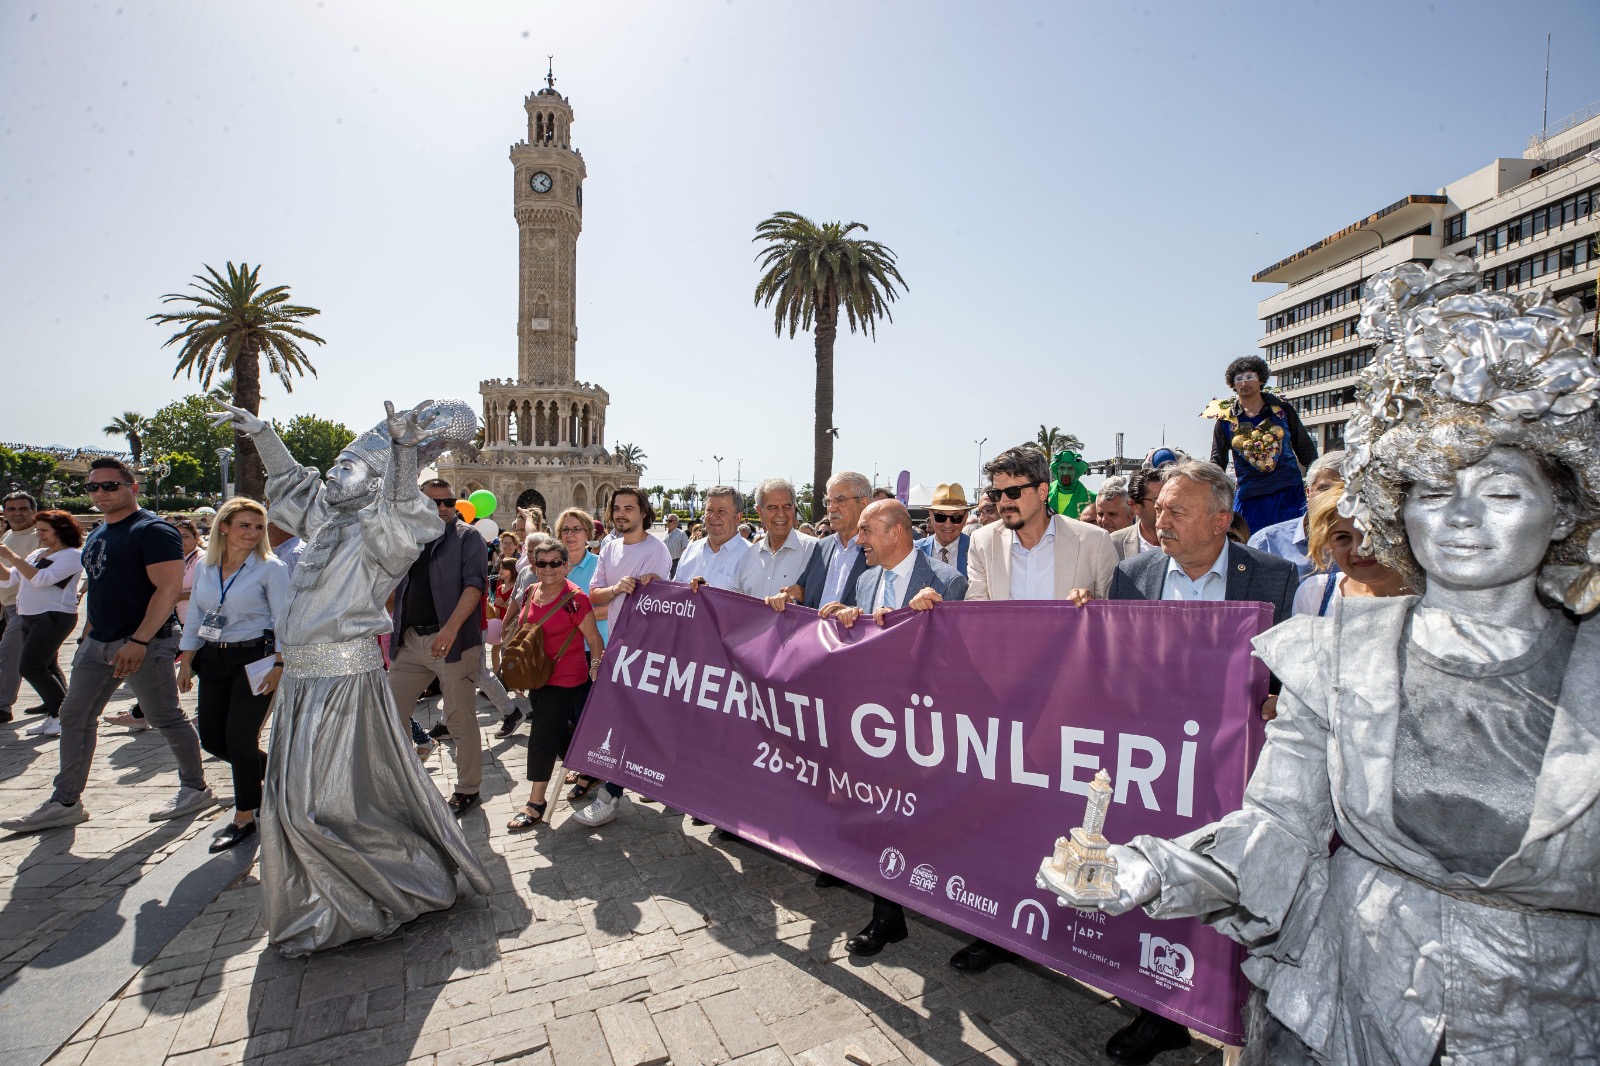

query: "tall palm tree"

left=205, top=373, right=236, bottom=405
left=613, top=442, right=647, bottom=472
left=1034, top=425, right=1085, bottom=458
left=753, top=211, right=906, bottom=519
left=102, top=412, right=151, bottom=466
left=149, top=262, right=325, bottom=499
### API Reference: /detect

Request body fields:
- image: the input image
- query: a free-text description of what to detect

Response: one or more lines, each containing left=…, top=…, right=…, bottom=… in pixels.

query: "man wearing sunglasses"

left=388, top=479, right=491, bottom=817
left=912, top=482, right=971, bottom=576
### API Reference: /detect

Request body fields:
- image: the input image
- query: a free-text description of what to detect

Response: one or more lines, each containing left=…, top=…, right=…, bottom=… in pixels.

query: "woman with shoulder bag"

left=177, top=498, right=291, bottom=852
left=505, top=534, right=602, bottom=831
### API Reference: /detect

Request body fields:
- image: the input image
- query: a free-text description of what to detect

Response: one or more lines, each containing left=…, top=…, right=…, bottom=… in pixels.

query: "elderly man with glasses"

left=912, top=482, right=972, bottom=575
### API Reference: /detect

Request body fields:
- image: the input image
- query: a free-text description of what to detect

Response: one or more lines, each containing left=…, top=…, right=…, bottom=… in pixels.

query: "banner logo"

left=587, top=727, right=619, bottom=771
left=909, top=863, right=938, bottom=893
left=1139, top=934, right=1195, bottom=990
left=944, top=875, right=1000, bottom=917
left=879, top=847, right=906, bottom=880
left=1011, top=898, right=1050, bottom=940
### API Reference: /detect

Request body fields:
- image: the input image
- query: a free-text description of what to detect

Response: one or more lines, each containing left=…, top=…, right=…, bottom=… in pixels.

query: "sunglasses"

left=930, top=512, right=967, bottom=524
left=531, top=559, right=565, bottom=569
left=432, top=497, right=458, bottom=508
left=86, top=481, right=131, bottom=493
left=984, top=482, right=1042, bottom=503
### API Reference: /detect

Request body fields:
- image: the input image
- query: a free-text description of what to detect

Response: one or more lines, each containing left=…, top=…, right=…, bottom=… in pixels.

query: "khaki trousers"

left=387, top=629, right=483, bottom=795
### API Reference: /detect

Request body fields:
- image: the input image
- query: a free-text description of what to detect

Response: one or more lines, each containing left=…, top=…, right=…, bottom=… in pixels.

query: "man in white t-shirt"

left=678, top=487, right=750, bottom=591
left=732, top=478, right=815, bottom=599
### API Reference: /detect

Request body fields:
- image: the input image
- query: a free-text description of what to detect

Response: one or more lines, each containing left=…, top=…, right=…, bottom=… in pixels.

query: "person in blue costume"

left=1208, top=355, right=1319, bottom=536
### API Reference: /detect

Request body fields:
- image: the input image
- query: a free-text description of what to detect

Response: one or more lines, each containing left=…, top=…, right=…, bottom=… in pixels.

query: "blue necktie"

left=882, top=570, right=899, bottom=610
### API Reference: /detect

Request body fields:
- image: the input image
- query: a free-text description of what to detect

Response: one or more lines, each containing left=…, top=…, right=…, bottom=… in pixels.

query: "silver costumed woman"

left=1048, top=256, right=1600, bottom=1064
left=213, top=398, right=493, bottom=957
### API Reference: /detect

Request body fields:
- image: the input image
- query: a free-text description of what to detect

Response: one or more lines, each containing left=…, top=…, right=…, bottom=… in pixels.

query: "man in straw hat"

left=914, top=482, right=971, bottom=575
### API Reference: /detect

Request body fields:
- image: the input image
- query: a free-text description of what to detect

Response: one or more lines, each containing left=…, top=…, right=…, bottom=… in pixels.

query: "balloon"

left=455, top=499, right=476, bottom=524
left=474, top=517, right=499, bottom=539
left=484, top=618, right=503, bottom=645
left=468, top=489, right=498, bottom=517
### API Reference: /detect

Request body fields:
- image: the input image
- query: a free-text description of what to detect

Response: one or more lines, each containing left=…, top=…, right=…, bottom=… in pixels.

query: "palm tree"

left=149, top=262, right=325, bottom=499
left=205, top=374, right=236, bottom=405
left=753, top=211, right=906, bottom=519
left=613, top=442, right=647, bottom=472
left=1034, top=425, right=1085, bottom=458
left=103, top=412, right=151, bottom=465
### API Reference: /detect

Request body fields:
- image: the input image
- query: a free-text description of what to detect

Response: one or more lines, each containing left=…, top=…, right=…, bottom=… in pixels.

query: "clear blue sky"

left=3, top=0, right=1597, bottom=497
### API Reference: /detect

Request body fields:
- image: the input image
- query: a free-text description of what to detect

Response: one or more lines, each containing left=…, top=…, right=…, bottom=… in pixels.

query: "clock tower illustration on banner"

left=1037, top=769, right=1119, bottom=908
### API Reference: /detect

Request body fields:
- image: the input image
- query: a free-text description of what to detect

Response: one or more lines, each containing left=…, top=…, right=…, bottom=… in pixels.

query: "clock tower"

left=436, top=66, right=639, bottom=522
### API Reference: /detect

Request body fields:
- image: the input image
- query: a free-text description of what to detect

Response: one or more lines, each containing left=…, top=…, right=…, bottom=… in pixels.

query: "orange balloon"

left=455, top=499, right=476, bottom=523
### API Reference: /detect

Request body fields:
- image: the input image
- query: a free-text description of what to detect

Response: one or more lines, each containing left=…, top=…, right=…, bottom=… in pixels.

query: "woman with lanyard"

left=107, top=517, right=203, bottom=732
left=504, top=534, right=602, bottom=831
left=177, top=498, right=290, bottom=852
left=0, top=510, right=85, bottom=738
left=1209, top=355, right=1320, bottom=536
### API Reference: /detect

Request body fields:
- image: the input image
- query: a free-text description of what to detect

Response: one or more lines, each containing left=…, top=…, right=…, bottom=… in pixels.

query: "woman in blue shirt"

left=178, top=498, right=290, bottom=852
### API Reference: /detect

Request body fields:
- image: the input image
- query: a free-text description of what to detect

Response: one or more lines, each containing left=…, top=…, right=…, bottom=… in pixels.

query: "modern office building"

left=1253, top=104, right=1600, bottom=450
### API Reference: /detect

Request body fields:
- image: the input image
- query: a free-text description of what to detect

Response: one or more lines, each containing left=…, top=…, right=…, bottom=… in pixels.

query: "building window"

left=1444, top=212, right=1467, bottom=243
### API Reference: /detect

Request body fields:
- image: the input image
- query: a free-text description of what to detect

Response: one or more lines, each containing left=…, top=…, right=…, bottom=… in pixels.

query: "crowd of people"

left=0, top=254, right=1595, bottom=1064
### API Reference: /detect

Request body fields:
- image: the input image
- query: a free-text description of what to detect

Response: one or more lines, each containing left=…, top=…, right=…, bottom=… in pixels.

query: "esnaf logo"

left=623, top=759, right=665, bottom=785
left=636, top=595, right=696, bottom=620
left=586, top=728, right=619, bottom=771
left=943, top=875, right=1000, bottom=917
left=1138, top=933, right=1195, bottom=991
left=909, top=864, right=938, bottom=894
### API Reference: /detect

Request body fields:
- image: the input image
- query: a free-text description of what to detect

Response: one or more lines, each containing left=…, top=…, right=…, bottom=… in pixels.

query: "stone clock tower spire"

left=435, top=67, right=639, bottom=523
left=512, top=59, right=585, bottom=383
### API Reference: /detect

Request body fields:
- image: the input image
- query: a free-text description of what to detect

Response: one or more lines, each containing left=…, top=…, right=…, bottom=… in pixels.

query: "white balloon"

left=474, top=518, right=499, bottom=539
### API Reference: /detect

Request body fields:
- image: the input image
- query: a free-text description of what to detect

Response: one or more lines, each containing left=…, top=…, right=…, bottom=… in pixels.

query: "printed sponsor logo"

left=624, top=758, right=665, bottom=785
left=909, top=863, right=938, bottom=893
left=879, top=847, right=906, bottom=880
left=1138, top=934, right=1195, bottom=991
left=636, top=595, right=696, bottom=619
left=587, top=727, right=619, bottom=770
left=944, top=875, right=1000, bottom=917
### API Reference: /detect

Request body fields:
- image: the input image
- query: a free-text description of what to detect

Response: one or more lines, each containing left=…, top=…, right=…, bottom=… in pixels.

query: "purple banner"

left=567, top=582, right=1271, bottom=1045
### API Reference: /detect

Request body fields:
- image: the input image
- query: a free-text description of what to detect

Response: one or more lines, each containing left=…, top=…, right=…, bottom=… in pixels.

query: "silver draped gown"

left=257, top=435, right=493, bottom=957
left=1131, top=596, right=1600, bottom=1065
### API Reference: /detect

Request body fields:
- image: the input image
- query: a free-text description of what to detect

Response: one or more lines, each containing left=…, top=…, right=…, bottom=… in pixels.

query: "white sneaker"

left=1, top=799, right=89, bottom=833
left=25, top=717, right=61, bottom=737
left=150, top=786, right=218, bottom=822
left=571, top=789, right=619, bottom=827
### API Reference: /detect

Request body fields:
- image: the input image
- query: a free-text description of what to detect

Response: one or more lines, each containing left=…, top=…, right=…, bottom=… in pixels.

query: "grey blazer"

left=1108, top=540, right=1297, bottom=625
left=853, top=552, right=968, bottom=610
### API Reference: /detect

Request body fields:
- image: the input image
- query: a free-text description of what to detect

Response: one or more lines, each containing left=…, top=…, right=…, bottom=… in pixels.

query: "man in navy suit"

left=913, top=482, right=971, bottom=576
left=815, top=500, right=967, bottom=958
left=1101, top=459, right=1297, bottom=1065
left=789, top=471, right=874, bottom=610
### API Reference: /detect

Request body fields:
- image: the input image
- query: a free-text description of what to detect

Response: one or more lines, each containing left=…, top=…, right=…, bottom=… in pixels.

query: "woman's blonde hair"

left=1304, top=486, right=1347, bottom=574
left=205, top=497, right=273, bottom=568
left=554, top=507, right=594, bottom=542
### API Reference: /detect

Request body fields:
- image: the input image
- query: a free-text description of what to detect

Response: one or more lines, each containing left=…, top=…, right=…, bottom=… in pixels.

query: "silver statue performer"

left=212, top=398, right=493, bottom=957
left=1042, top=255, right=1600, bottom=1064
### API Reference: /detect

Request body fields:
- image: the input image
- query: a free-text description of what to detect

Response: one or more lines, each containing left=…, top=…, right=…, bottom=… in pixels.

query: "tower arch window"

left=571, top=483, right=588, bottom=512
left=581, top=404, right=592, bottom=447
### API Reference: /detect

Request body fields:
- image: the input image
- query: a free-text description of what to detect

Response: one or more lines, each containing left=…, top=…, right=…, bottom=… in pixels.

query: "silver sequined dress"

left=256, top=434, right=493, bottom=958
left=1131, top=597, right=1599, bottom=1064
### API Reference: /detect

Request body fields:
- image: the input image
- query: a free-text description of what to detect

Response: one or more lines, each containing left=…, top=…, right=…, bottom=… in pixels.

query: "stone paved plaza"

left=0, top=628, right=1226, bottom=1066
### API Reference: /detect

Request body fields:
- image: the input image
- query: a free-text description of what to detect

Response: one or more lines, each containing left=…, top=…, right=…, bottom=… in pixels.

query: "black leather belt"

left=411, top=623, right=442, bottom=636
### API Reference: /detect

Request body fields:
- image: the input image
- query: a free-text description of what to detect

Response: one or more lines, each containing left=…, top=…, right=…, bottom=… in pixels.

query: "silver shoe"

left=149, top=786, right=218, bottom=822
left=1, top=799, right=89, bottom=833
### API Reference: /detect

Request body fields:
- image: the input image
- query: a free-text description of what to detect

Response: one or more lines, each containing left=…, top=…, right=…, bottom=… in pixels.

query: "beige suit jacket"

left=967, top=514, right=1118, bottom=601
left=1111, top=522, right=1161, bottom=561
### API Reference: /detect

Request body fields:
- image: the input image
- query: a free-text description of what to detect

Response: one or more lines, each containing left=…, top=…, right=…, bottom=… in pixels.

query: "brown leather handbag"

left=500, top=587, right=579, bottom=690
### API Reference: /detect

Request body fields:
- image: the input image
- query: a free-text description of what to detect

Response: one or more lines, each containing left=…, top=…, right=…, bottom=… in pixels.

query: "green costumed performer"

left=1047, top=449, right=1093, bottom=519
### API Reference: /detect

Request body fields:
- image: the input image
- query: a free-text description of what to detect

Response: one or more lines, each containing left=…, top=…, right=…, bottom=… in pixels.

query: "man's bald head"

left=857, top=500, right=914, bottom=569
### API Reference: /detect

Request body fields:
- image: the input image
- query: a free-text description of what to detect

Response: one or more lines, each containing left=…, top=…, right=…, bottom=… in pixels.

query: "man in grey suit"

left=789, top=471, right=873, bottom=610
left=815, top=500, right=967, bottom=957
left=1101, top=459, right=1297, bottom=1065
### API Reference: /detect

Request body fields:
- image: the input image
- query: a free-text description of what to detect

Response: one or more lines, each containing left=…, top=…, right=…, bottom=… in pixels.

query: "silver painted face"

left=324, top=454, right=377, bottom=505
left=1402, top=446, right=1571, bottom=592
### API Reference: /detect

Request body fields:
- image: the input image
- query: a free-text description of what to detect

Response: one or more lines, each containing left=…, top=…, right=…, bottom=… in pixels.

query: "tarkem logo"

left=909, top=863, right=938, bottom=893
left=879, top=847, right=906, bottom=880
left=943, top=876, right=1000, bottom=917
left=1138, top=934, right=1195, bottom=991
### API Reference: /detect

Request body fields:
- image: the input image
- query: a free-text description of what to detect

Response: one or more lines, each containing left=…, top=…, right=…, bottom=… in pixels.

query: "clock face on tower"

left=530, top=171, right=553, bottom=194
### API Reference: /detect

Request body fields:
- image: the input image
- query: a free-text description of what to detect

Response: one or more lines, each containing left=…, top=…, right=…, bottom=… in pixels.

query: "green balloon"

left=467, top=489, right=497, bottom=517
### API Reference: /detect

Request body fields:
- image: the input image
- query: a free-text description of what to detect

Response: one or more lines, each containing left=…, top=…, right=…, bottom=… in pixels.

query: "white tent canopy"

left=905, top=483, right=934, bottom=507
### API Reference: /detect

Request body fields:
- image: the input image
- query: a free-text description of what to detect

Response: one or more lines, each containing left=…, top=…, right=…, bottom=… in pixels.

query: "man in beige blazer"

left=1110, top=466, right=1172, bottom=561
left=968, top=445, right=1118, bottom=603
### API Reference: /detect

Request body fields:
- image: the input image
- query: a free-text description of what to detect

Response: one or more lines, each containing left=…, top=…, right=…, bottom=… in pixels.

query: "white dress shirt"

left=674, top=534, right=751, bottom=591
left=873, top=551, right=918, bottom=611
left=1, top=548, right=82, bottom=616
left=1161, top=543, right=1230, bottom=602
left=1008, top=527, right=1056, bottom=601
left=820, top=536, right=862, bottom=607
left=734, top=530, right=816, bottom=599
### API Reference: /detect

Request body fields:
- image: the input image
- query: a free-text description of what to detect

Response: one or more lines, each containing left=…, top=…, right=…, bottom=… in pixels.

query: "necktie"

left=882, top=570, right=899, bottom=611
left=940, top=546, right=950, bottom=564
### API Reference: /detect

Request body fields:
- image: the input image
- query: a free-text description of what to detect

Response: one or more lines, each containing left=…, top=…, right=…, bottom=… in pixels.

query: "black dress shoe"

left=1104, top=1008, right=1191, bottom=1065
left=428, top=721, right=450, bottom=740
left=845, top=917, right=907, bottom=957
left=948, top=938, right=1014, bottom=973
left=447, top=792, right=482, bottom=817
left=24, top=705, right=47, bottom=715
left=209, top=819, right=258, bottom=853
left=815, top=872, right=844, bottom=888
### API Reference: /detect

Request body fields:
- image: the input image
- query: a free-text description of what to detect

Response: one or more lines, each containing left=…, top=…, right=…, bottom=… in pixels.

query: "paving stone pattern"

left=0, top=624, right=1226, bottom=1065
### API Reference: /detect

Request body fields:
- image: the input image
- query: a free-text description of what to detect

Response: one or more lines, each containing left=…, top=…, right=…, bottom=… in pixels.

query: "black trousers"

left=526, top=679, right=591, bottom=782
left=19, top=611, right=76, bottom=716
left=193, top=640, right=273, bottom=813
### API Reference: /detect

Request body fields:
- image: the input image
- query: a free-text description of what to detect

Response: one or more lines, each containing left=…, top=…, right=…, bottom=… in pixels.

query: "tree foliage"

left=1035, top=425, right=1086, bottom=458
left=6, top=451, right=61, bottom=498
left=154, top=452, right=205, bottom=493
left=276, top=414, right=357, bottom=475
left=612, top=442, right=647, bottom=472
left=143, top=395, right=235, bottom=494
left=753, top=211, right=906, bottom=519
left=103, top=412, right=152, bottom=465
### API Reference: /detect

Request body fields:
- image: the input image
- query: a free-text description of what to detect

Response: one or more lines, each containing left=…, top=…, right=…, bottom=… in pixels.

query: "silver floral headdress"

left=1339, top=254, right=1600, bottom=610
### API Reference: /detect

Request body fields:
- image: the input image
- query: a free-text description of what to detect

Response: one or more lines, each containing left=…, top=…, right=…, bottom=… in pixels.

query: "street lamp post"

left=973, top=438, right=988, bottom=505
left=713, top=455, right=724, bottom=486
left=148, top=459, right=171, bottom=509
left=216, top=447, right=234, bottom=501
